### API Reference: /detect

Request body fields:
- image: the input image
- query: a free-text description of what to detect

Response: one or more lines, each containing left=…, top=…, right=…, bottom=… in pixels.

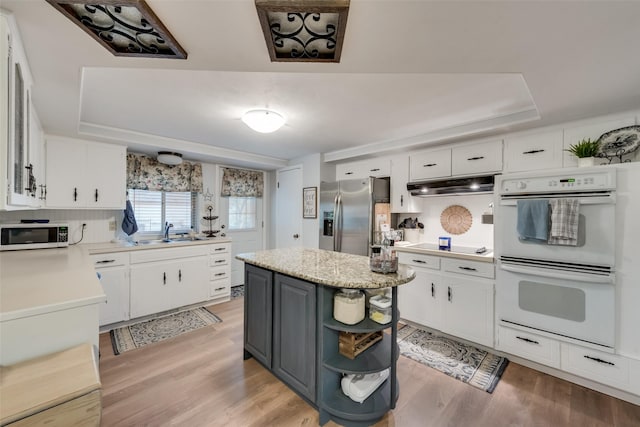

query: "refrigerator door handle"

left=335, top=193, right=343, bottom=252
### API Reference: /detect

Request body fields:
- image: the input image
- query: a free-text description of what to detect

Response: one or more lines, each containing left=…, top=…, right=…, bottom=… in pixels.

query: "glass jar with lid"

left=333, top=289, right=365, bottom=325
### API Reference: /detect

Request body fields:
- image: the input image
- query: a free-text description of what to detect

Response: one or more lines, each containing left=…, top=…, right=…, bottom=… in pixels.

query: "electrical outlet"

left=109, top=220, right=117, bottom=231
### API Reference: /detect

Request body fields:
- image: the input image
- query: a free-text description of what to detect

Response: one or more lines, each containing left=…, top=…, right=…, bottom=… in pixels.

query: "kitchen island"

left=236, top=248, right=415, bottom=427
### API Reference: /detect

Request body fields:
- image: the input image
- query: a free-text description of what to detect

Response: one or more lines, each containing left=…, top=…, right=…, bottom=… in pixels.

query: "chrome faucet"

left=164, top=222, right=173, bottom=240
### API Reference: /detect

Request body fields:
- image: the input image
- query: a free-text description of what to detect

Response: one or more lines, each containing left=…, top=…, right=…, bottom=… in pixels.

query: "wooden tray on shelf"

left=338, top=331, right=383, bottom=360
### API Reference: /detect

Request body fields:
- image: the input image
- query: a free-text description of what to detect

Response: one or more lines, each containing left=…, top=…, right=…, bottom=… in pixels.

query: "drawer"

left=398, top=252, right=441, bottom=270
left=130, top=246, right=207, bottom=263
left=210, top=278, right=231, bottom=298
left=210, top=265, right=230, bottom=281
left=209, top=254, right=229, bottom=267
left=561, top=343, right=634, bottom=392
left=442, top=258, right=494, bottom=279
left=91, top=252, right=129, bottom=268
left=497, top=325, right=560, bottom=368
left=210, top=242, right=231, bottom=254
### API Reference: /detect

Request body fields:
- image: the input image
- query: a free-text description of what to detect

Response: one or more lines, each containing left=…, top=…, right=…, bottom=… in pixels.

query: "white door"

left=276, top=166, right=303, bottom=248
left=217, top=166, right=265, bottom=287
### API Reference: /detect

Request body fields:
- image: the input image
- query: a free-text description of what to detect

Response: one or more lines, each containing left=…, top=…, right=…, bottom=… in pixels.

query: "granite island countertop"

left=236, top=247, right=415, bottom=289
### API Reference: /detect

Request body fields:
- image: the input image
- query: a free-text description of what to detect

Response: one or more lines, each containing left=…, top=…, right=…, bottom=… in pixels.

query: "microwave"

left=0, top=223, right=69, bottom=251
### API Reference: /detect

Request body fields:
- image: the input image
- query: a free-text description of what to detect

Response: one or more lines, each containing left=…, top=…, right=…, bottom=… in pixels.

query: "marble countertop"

left=236, top=248, right=415, bottom=289
left=394, top=242, right=495, bottom=263
left=0, top=246, right=106, bottom=322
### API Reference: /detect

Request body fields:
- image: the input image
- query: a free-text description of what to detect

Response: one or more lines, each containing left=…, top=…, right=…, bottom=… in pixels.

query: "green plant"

left=565, top=138, right=600, bottom=158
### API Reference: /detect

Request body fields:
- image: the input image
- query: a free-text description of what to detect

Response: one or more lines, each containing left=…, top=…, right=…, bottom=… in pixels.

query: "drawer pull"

left=345, top=172, right=354, bottom=175
left=516, top=336, right=539, bottom=345
left=214, top=259, right=226, bottom=264
left=467, top=156, right=484, bottom=161
left=370, top=168, right=380, bottom=172
left=412, top=259, right=427, bottom=264
left=423, top=163, right=437, bottom=167
left=523, top=149, right=545, bottom=155
left=214, top=247, right=226, bottom=251
left=214, top=287, right=226, bottom=291
left=214, top=272, right=226, bottom=277
left=583, top=355, right=615, bottom=366
left=458, top=266, right=478, bottom=272
left=96, top=259, right=116, bottom=264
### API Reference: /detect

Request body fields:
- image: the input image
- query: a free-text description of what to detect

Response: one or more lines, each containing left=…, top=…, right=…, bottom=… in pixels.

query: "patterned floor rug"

left=231, top=285, right=244, bottom=300
left=110, top=307, right=222, bottom=355
left=397, top=325, right=509, bottom=393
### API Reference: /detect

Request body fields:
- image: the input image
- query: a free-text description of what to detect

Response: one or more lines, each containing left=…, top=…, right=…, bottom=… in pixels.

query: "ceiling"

left=3, top=1, right=640, bottom=170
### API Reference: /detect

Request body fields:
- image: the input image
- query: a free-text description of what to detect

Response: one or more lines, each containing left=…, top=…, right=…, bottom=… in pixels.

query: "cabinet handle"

left=370, top=168, right=380, bottom=172
left=178, top=269, right=182, bottom=282
left=467, top=156, right=484, bottom=161
left=163, top=272, right=166, bottom=285
left=431, top=282, right=435, bottom=298
left=214, top=272, right=226, bottom=277
left=447, top=286, right=452, bottom=302
left=516, top=336, right=539, bottom=345
left=400, top=195, right=404, bottom=207
left=458, top=266, right=478, bottom=272
left=96, top=259, right=116, bottom=264
left=412, top=259, right=427, bottom=264
left=214, top=247, right=225, bottom=251
left=214, top=260, right=226, bottom=264
left=214, top=287, right=225, bottom=291
left=423, top=163, right=437, bottom=167
left=345, top=172, right=353, bottom=175
left=583, top=355, right=615, bottom=366
left=523, top=149, right=545, bottom=155
left=95, top=189, right=99, bottom=202
left=73, top=187, right=78, bottom=202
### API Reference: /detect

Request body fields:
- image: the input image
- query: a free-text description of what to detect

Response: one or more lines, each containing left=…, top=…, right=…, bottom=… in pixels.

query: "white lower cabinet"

left=398, top=252, right=494, bottom=348
left=497, top=325, right=560, bottom=368
left=129, top=246, right=209, bottom=319
left=91, top=252, right=130, bottom=326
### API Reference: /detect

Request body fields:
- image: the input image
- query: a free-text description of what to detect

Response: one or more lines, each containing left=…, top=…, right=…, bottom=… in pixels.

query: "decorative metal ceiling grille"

left=255, top=0, right=350, bottom=63
left=46, top=0, right=187, bottom=59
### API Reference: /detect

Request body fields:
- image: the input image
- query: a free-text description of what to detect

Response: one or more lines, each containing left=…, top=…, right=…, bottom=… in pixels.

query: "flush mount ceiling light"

left=242, top=109, right=286, bottom=133
left=255, top=0, right=350, bottom=63
left=157, top=151, right=183, bottom=165
left=46, top=0, right=187, bottom=59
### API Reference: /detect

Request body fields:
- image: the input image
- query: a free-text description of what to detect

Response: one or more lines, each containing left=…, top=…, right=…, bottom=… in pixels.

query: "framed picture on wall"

left=303, top=187, right=317, bottom=218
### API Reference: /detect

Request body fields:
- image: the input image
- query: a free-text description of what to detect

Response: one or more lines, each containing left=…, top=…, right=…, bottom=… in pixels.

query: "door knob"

left=293, top=234, right=299, bottom=239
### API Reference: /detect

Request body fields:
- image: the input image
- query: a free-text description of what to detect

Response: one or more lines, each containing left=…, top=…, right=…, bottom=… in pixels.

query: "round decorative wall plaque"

left=440, top=205, right=472, bottom=235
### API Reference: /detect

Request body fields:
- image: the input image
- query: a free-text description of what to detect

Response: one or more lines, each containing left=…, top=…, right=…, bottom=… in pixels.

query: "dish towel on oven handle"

left=516, top=199, right=549, bottom=242
left=548, top=198, right=579, bottom=246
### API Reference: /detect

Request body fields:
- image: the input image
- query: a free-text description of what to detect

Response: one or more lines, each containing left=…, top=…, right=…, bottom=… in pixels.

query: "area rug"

left=397, top=325, right=508, bottom=393
left=110, top=307, right=222, bottom=355
left=231, top=284, right=244, bottom=300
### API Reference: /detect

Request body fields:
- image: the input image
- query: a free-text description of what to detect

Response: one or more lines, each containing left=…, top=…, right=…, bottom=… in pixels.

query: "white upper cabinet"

left=409, top=148, right=451, bottom=181
left=45, top=137, right=126, bottom=209
left=451, top=140, right=503, bottom=176
left=390, top=155, right=420, bottom=213
left=503, top=130, right=564, bottom=172
left=336, top=158, right=390, bottom=180
left=563, top=116, right=636, bottom=167
left=0, top=12, right=44, bottom=210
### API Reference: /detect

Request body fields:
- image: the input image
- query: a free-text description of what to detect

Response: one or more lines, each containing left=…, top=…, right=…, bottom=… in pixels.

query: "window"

left=228, top=197, right=257, bottom=230
left=129, top=189, right=196, bottom=234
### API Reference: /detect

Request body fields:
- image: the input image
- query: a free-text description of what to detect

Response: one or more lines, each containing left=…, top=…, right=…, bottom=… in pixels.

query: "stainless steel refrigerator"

left=319, top=177, right=390, bottom=256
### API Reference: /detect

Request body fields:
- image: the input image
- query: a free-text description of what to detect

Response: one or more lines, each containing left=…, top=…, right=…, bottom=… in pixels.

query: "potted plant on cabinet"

left=565, top=138, right=600, bottom=167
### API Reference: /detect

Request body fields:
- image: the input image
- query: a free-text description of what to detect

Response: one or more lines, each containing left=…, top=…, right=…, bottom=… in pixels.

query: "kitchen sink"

left=131, top=237, right=207, bottom=245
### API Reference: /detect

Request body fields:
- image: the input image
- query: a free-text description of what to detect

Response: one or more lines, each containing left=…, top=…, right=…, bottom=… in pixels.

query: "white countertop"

left=83, top=237, right=231, bottom=254
left=0, top=246, right=106, bottom=322
left=394, top=242, right=495, bottom=263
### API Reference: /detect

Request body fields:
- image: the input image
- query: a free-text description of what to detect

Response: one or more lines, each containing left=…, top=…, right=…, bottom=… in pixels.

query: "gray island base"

left=237, top=248, right=415, bottom=427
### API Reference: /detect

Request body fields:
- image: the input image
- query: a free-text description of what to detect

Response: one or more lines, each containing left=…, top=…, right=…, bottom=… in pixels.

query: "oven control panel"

left=500, top=169, right=616, bottom=194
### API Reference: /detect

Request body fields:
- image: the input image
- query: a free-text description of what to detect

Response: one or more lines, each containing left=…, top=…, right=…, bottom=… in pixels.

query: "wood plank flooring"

left=98, top=298, right=640, bottom=426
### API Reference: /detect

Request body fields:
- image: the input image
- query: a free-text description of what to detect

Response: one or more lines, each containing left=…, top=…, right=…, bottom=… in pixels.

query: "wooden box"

left=338, top=331, right=383, bottom=360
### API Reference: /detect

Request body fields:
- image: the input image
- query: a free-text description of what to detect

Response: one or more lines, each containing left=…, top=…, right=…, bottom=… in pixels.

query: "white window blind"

left=229, top=197, right=257, bottom=230
left=129, top=189, right=196, bottom=234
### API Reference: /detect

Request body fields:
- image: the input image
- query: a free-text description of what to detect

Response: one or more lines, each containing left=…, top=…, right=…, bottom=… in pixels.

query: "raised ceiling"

left=3, top=0, right=640, bottom=169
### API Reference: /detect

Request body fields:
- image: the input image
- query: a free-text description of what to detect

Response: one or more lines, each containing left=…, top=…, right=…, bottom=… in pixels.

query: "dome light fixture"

left=241, top=109, right=285, bottom=133
left=157, top=151, right=183, bottom=165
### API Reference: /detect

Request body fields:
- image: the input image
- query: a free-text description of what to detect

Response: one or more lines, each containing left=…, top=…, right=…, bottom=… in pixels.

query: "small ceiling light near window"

left=255, top=0, right=350, bottom=63
left=157, top=151, right=183, bottom=165
left=46, top=0, right=187, bottom=59
left=242, top=109, right=286, bottom=133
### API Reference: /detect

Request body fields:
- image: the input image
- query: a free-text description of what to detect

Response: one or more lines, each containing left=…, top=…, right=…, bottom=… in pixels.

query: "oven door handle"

left=500, top=263, right=614, bottom=284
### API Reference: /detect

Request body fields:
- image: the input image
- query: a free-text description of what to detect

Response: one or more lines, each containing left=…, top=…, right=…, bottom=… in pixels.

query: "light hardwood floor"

left=98, top=298, right=640, bottom=426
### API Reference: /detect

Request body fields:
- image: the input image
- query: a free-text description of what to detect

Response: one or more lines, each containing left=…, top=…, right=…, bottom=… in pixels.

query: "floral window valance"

left=221, top=167, right=264, bottom=197
left=126, top=153, right=203, bottom=192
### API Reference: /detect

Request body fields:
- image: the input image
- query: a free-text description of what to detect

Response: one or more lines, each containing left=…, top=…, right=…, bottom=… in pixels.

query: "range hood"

left=407, top=174, right=495, bottom=197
